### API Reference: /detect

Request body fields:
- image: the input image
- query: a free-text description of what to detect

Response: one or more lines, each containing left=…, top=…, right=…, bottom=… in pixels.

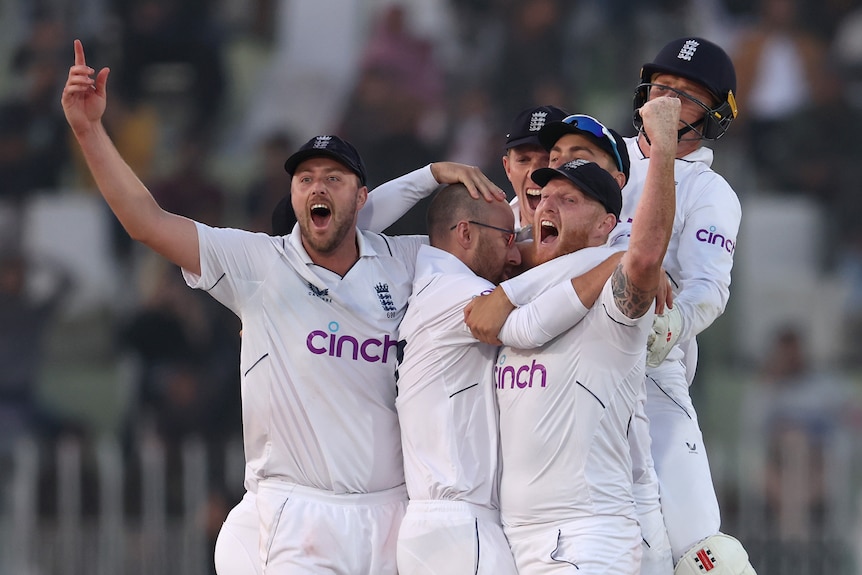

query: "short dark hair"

left=426, top=184, right=484, bottom=246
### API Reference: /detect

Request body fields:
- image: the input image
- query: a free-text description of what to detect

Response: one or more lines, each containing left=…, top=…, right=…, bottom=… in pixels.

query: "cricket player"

left=62, top=39, right=436, bottom=575
left=464, top=95, right=680, bottom=574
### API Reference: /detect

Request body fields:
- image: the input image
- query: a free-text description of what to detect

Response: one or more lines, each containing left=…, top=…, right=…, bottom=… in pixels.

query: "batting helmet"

left=633, top=37, right=738, bottom=141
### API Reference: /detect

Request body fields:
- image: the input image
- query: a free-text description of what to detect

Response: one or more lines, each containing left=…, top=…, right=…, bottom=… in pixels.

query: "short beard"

left=298, top=202, right=358, bottom=254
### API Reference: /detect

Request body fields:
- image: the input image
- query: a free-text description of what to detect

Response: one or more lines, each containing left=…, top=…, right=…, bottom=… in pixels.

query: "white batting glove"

left=646, top=307, right=682, bottom=368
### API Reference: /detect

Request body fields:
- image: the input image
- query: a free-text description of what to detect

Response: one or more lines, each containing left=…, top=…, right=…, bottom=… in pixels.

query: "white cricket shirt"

left=495, top=277, right=653, bottom=528
left=395, top=245, right=501, bottom=508
left=183, top=223, right=426, bottom=494
left=620, top=137, right=741, bottom=363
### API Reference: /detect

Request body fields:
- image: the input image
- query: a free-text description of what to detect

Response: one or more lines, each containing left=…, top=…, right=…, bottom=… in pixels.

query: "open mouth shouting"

left=526, top=187, right=542, bottom=213
left=309, top=203, right=332, bottom=229
left=540, top=219, right=559, bottom=245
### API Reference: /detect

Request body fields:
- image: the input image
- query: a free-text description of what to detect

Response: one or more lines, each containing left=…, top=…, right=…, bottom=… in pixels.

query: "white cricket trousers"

left=214, top=490, right=261, bottom=575
left=504, top=516, right=641, bottom=574
left=256, top=479, right=407, bottom=574
left=645, top=362, right=721, bottom=562
left=397, top=500, right=518, bottom=575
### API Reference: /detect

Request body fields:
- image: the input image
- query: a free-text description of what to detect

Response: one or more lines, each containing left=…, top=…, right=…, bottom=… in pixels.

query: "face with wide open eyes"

left=502, top=144, right=550, bottom=226
left=291, top=157, right=366, bottom=255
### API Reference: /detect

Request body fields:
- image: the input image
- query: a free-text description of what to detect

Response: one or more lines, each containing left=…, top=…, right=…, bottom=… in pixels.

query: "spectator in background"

left=0, top=17, right=71, bottom=202
left=244, top=131, right=295, bottom=233
left=740, top=325, right=861, bottom=571
left=0, top=250, right=74, bottom=450
left=119, top=257, right=241, bottom=446
left=338, top=3, right=446, bottom=234
left=732, top=0, right=832, bottom=191
left=492, top=0, right=570, bottom=116
left=112, top=0, right=227, bottom=130
left=150, top=128, right=227, bottom=227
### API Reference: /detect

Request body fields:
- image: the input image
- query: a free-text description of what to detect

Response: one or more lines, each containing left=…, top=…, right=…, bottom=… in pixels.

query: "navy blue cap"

left=505, top=105, right=569, bottom=150
left=284, top=135, right=368, bottom=186
left=640, top=37, right=736, bottom=102
left=531, top=159, right=622, bottom=220
left=538, top=114, right=631, bottom=183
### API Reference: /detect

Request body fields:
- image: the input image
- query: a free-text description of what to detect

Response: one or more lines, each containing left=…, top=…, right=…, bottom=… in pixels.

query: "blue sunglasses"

left=561, top=114, right=624, bottom=174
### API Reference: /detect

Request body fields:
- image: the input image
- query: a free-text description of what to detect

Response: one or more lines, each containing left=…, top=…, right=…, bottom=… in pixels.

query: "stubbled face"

left=469, top=201, right=522, bottom=284
left=291, top=157, right=366, bottom=255
left=502, top=144, right=549, bottom=226
left=532, top=178, right=609, bottom=266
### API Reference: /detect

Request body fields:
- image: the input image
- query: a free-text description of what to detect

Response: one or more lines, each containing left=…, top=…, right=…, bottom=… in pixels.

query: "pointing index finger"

left=74, top=39, right=86, bottom=67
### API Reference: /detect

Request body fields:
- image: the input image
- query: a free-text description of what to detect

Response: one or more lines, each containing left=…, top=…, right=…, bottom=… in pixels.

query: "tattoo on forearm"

left=611, top=264, right=655, bottom=318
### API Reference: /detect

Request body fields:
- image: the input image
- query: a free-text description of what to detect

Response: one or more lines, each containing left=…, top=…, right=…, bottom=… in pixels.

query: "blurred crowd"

left=2, top=0, right=862, bottom=572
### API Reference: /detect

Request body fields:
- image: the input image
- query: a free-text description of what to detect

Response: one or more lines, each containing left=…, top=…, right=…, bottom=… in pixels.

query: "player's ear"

left=599, top=213, right=617, bottom=236
left=452, top=220, right=473, bottom=250
left=356, top=185, right=368, bottom=210
left=613, top=172, right=626, bottom=191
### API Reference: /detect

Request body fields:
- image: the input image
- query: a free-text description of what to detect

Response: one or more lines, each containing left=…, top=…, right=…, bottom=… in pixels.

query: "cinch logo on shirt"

left=306, top=321, right=398, bottom=363
left=495, top=354, right=548, bottom=390
left=695, top=226, right=735, bottom=254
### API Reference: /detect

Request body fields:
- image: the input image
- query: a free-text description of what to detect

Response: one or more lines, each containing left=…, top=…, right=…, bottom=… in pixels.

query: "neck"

left=303, top=231, right=360, bottom=277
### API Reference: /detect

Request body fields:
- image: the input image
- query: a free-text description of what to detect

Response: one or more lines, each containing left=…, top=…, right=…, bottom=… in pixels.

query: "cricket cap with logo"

left=538, top=114, right=631, bottom=182
left=505, top=105, right=569, bottom=150
left=284, top=135, right=368, bottom=186
left=531, top=159, right=622, bottom=220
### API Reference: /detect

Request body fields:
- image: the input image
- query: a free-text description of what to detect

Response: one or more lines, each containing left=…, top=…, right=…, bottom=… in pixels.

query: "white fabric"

left=646, top=363, right=721, bottom=559
left=620, top=136, right=740, bottom=356
left=500, top=246, right=623, bottom=307
left=509, top=196, right=523, bottom=231
left=621, top=136, right=739, bottom=558
left=358, top=165, right=440, bottom=232
left=215, top=491, right=261, bottom=575
left=504, top=516, right=642, bottom=575
left=496, top=245, right=669, bottom=573
left=496, top=278, right=652, bottom=530
left=647, top=305, right=683, bottom=368
left=674, top=534, right=757, bottom=575
left=183, top=223, right=425, bottom=494
left=395, top=245, right=516, bottom=573
left=396, top=245, right=501, bottom=507
left=397, top=500, right=517, bottom=575
left=497, top=279, right=588, bottom=349
left=256, top=480, right=406, bottom=574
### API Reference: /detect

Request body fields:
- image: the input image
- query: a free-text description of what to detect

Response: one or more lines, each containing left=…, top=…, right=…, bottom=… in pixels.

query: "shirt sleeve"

left=357, top=165, right=440, bottom=232
left=673, top=172, right=741, bottom=342
left=181, top=222, right=278, bottom=316
left=497, top=279, right=589, bottom=348
left=501, top=246, right=623, bottom=306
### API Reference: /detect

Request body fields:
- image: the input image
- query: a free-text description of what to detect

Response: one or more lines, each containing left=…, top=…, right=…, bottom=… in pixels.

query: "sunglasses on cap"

left=560, top=114, right=625, bottom=174
left=450, top=220, right=516, bottom=247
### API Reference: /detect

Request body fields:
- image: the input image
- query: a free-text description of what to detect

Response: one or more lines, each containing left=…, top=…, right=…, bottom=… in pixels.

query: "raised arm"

left=357, top=162, right=507, bottom=232
left=613, top=96, right=679, bottom=319
left=62, top=40, right=201, bottom=274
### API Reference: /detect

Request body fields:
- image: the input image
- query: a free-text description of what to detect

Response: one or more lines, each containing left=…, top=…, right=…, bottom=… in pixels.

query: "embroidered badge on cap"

left=529, top=111, right=549, bottom=132
left=677, top=39, right=700, bottom=61
left=312, top=135, right=333, bottom=149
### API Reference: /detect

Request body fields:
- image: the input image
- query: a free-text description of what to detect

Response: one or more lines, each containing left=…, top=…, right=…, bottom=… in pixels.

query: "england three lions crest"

left=375, top=282, right=396, bottom=314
